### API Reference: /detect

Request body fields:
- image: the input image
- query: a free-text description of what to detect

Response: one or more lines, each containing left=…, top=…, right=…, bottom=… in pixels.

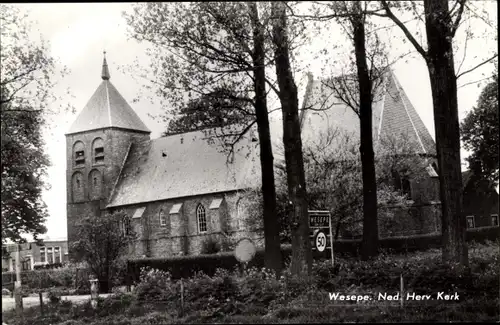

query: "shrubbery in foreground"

left=3, top=242, right=499, bottom=324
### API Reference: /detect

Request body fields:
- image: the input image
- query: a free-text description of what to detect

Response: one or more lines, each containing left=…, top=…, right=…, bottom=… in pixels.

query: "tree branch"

left=380, top=0, right=428, bottom=60
left=450, top=0, right=466, bottom=38
left=456, top=54, right=498, bottom=79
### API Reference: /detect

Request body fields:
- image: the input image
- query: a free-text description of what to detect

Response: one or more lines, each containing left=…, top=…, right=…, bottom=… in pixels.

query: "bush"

left=48, top=289, right=62, bottom=304
left=200, top=236, right=221, bottom=254
left=127, top=245, right=294, bottom=283
left=96, top=293, right=135, bottom=317
left=135, top=267, right=178, bottom=304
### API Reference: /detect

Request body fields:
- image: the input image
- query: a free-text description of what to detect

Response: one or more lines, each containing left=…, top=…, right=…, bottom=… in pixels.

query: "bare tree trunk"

left=352, top=1, right=379, bottom=260
left=248, top=2, right=282, bottom=276
left=272, top=1, right=312, bottom=276
left=424, top=0, right=468, bottom=265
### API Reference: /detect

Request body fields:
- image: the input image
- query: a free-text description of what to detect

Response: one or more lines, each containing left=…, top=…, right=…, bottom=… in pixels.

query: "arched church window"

left=73, top=141, right=85, bottom=166
left=122, top=216, right=132, bottom=236
left=197, top=204, right=207, bottom=233
left=92, top=138, right=104, bottom=164
left=88, top=169, right=102, bottom=200
left=72, top=172, right=85, bottom=202
left=391, top=169, right=402, bottom=191
left=233, top=198, right=243, bottom=230
left=402, top=177, right=412, bottom=199
left=159, top=209, right=167, bottom=227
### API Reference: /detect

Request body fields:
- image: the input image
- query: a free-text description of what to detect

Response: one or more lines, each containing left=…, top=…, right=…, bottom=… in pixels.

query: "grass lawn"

left=3, top=242, right=499, bottom=324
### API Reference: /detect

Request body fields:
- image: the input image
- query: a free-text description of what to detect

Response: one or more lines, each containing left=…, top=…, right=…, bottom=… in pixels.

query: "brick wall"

left=66, top=127, right=150, bottom=260
left=113, top=190, right=260, bottom=258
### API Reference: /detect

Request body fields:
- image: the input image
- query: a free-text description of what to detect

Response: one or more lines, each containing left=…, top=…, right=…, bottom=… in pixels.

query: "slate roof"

left=299, top=70, right=436, bottom=156
left=66, top=57, right=150, bottom=135
left=107, top=127, right=261, bottom=208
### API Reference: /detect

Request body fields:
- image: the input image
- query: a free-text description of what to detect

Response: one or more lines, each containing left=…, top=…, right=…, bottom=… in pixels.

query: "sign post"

left=329, top=211, right=335, bottom=266
left=309, top=210, right=334, bottom=266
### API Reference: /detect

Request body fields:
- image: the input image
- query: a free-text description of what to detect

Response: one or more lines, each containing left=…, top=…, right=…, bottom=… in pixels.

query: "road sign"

left=308, top=210, right=335, bottom=266
left=309, top=213, right=330, bottom=228
left=314, top=231, right=327, bottom=252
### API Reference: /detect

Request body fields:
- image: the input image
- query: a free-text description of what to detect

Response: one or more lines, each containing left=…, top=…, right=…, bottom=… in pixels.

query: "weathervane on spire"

left=101, top=50, right=110, bottom=80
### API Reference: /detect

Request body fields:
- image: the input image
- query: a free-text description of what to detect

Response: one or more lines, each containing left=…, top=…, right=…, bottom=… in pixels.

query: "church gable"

left=300, top=70, right=436, bottom=157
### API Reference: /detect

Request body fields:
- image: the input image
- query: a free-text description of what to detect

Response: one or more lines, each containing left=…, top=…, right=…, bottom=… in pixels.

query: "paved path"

left=2, top=293, right=112, bottom=312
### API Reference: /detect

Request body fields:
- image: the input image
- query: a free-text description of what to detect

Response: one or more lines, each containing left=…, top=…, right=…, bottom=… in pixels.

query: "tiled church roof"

left=66, top=54, right=150, bottom=135
left=299, top=70, right=436, bottom=156
left=107, top=127, right=261, bottom=208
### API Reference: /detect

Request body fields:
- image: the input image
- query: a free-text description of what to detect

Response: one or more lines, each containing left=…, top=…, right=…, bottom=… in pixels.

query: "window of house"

left=21, top=258, right=31, bottom=271
left=92, top=138, right=104, bottom=164
left=40, top=247, right=46, bottom=263
left=54, top=247, right=61, bottom=264
left=197, top=204, right=207, bottom=233
left=73, top=141, right=85, bottom=166
left=159, top=209, right=167, bottom=227
left=492, top=214, right=499, bottom=227
left=466, top=216, right=475, bottom=229
left=47, top=247, right=54, bottom=264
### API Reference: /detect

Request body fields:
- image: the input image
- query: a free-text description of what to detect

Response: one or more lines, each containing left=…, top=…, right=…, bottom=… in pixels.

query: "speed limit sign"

left=315, top=231, right=327, bottom=252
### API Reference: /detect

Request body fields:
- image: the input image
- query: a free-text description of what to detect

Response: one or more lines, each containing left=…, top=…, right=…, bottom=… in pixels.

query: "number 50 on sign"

left=315, top=231, right=327, bottom=252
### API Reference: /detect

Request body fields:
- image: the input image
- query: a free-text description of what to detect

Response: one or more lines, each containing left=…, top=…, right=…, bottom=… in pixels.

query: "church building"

left=66, top=55, right=260, bottom=259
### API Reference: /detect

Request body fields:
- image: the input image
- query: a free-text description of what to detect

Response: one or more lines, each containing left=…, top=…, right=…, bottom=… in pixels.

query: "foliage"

left=134, top=267, right=177, bottom=303
left=125, top=2, right=265, bottom=152
left=251, top=129, right=430, bottom=240
left=47, top=288, right=63, bottom=304
left=162, top=88, right=253, bottom=136
left=200, top=236, right=221, bottom=255
left=460, top=76, right=499, bottom=186
left=125, top=1, right=284, bottom=275
left=2, top=243, right=499, bottom=324
left=71, top=210, right=136, bottom=293
left=1, top=5, right=49, bottom=244
left=377, top=0, right=497, bottom=265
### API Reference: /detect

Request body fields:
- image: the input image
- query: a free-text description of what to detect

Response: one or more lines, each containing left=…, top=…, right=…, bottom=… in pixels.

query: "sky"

left=8, top=2, right=497, bottom=241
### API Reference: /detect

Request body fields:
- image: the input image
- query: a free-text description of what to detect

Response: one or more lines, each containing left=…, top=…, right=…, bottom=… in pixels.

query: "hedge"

left=127, top=226, right=499, bottom=284
left=1, top=266, right=91, bottom=292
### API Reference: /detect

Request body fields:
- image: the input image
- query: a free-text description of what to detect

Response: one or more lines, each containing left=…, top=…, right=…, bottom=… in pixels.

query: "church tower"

left=65, top=53, right=151, bottom=260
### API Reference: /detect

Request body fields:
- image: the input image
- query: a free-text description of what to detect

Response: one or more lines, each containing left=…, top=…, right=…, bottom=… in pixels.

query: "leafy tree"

left=244, top=128, right=431, bottom=242
left=272, top=1, right=313, bottom=275
left=71, top=210, right=136, bottom=293
left=460, top=76, right=499, bottom=185
left=162, top=88, right=253, bottom=136
left=377, top=0, right=497, bottom=265
left=125, top=2, right=283, bottom=275
left=0, top=5, right=67, bottom=244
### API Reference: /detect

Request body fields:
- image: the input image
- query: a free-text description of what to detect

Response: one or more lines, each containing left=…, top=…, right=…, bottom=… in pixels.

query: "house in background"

left=462, top=170, right=499, bottom=229
left=1, top=238, right=69, bottom=272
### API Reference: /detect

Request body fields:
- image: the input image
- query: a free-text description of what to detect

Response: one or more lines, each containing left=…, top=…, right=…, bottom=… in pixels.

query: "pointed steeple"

left=101, top=51, right=110, bottom=80
left=66, top=53, right=150, bottom=135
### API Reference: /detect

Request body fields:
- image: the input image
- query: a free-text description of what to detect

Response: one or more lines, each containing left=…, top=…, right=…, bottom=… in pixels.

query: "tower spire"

left=101, top=51, right=110, bottom=80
